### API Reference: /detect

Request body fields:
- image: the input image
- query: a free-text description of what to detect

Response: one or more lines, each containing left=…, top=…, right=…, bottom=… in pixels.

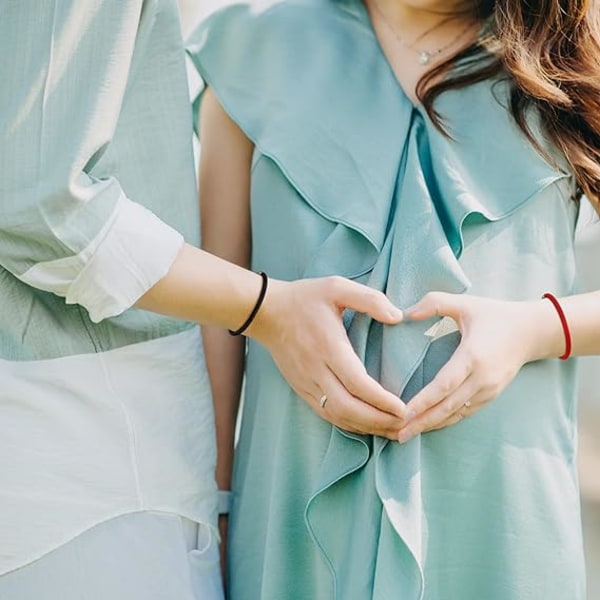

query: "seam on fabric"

left=76, top=304, right=102, bottom=352
left=98, top=353, right=144, bottom=509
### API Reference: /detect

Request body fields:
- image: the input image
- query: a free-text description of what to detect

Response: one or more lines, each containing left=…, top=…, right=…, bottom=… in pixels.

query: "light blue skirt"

left=0, top=512, right=224, bottom=600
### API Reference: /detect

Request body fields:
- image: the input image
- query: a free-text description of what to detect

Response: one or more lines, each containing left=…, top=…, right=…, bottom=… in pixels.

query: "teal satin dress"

left=188, top=1, right=585, bottom=598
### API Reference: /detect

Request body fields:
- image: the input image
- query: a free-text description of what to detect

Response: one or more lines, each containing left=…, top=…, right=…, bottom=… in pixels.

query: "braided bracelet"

left=229, top=272, right=269, bottom=336
left=542, top=293, right=572, bottom=360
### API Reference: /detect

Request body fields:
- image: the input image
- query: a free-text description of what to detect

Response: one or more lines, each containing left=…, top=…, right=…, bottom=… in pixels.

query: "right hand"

left=247, top=276, right=408, bottom=439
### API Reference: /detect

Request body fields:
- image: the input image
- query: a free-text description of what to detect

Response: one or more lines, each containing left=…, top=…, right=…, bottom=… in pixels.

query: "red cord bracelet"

left=542, top=293, right=572, bottom=360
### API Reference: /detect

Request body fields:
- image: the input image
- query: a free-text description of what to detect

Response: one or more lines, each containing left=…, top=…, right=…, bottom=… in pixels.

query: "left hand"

left=247, top=276, right=409, bottom=439
left=396, top=291, right=564, bottom=443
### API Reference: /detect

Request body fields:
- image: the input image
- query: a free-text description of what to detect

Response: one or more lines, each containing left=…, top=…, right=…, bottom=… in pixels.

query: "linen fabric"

left=0, top=328, right=220, bottom=579
left=0, top=0, right=220, bottom=588
left=188, top=1, right=585, bottom=598
left=0, top=0, right=198, bottom=361
left=0, top=512, right=223, bottom=600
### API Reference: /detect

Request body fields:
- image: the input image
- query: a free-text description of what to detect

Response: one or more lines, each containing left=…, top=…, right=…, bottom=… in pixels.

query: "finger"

left=325, top=277, right=403, bottom=324
left=404, top=345, right=472, bottom=421
left=296, top=372, right=401, bottom=437
left=424, top=411, right=465, bottom=432
left=397, top=375, right=480, bottom=442
left=326, top=339, right=408, bottom=421
left=318, top=370, right=405, bottom=439
left=404, top=291, right=463, bottom=322
left=423, top=386, right=491, bottom=433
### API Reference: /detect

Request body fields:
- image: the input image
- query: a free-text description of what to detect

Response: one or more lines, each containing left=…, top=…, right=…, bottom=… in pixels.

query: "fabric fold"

left=187, top=2, right=581, bottom=598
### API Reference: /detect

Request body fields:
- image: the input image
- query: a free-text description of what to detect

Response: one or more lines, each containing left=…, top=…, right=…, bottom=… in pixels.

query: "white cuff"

left=20, top=195, right=184, bottom=322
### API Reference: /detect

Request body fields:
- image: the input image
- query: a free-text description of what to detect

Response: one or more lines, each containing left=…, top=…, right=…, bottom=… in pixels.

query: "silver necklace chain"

left=369, top=1, right=475, bottom=65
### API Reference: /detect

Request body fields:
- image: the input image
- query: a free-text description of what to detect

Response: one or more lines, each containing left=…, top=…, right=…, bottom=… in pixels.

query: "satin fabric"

left=188, top=1, right=585, bottom=597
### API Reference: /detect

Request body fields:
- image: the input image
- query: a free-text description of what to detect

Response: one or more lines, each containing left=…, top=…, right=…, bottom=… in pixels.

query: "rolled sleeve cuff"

left=20, top=195, right=184, bottom=322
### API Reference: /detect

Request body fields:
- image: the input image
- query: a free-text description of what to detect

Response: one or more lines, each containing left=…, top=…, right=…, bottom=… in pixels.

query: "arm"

left=196, top=87, right=251, bottom=582
left=556, top=291, right=600, bottom=356
left=394, top=290, right=600, bottom=443
left=1, top=0, right=184, bottom=323
left=3, top=3, right=408, bottom=437
left=1, top=1, right=271, bottom=333
left=186, top=89, right=411, bottom=441
left=198, top=88, right=251, bottom=496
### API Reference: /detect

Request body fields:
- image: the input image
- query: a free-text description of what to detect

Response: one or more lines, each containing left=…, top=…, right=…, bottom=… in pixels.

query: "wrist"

left=228, top=272, right=269, bottom=336
left=522, top=299, right=568, bottom=362
left=244, top=278, right=286, bottom=344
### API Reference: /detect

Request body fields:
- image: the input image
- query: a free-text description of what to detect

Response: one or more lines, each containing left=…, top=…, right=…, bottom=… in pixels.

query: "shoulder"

left=187, top=0, right=360, bottom=60
left=198, top=0, right=341, bottom=29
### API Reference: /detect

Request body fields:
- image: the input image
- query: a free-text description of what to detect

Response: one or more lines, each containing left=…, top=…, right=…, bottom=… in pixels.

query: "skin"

left=191, top=86, right=406, bottom=580
left=363, top=0, right=600, bottom=441
left=138, top=246, right=408, bottom=437
left=198, top=0, right=600, bottom=580
left=397, top=291, right=600, bottom=441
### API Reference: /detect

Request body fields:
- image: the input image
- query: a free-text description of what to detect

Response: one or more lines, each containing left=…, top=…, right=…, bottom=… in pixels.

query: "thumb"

left=330, top=278, right=403, bottom=324
left=403, top=291, right=461, bottom=321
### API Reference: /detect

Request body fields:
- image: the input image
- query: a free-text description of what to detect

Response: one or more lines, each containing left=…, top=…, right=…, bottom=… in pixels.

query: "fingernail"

left=398, top=430, right=413, bottom=444
left=388, top=307, right=403, bottom=320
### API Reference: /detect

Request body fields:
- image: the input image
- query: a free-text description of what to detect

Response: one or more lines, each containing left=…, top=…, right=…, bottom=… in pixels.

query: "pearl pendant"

left=418, top=51, right=431, bottom=65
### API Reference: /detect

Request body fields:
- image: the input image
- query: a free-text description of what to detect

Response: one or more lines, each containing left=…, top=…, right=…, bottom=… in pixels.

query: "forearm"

left=559, top=290, right=600, bottom=356
left=1, top=1, right=176, bottom=324
left=136, top=243, right=263, bottom=332
left=203, top=325, right=245, bottom=490
left=525, top=290, right=600, bottom=361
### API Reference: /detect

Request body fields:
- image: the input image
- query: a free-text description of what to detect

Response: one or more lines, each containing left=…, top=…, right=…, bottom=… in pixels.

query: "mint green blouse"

left=0, top=0, right=218, bottom=576
left=188, top=1, right=586, bottom=598
left=0, top=0, right=198, bottom=361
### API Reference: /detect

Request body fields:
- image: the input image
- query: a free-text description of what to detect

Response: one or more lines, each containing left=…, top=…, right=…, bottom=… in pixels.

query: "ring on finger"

left=318, top=393, right=328, bottom=409
left=456, top=399, right=472, bottom=421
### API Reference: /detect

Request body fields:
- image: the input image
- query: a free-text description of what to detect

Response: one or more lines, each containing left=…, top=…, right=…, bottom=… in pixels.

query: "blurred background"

left=177, top=1, right=600, bottom=596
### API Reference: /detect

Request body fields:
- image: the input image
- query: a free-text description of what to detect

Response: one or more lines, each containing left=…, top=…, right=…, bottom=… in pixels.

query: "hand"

left=247, top=276, right=409, bottom=439
left=396, top=291, right=565, bottom=443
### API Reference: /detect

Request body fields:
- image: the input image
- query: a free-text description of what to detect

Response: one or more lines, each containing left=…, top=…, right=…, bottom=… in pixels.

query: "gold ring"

left=319, top=394, right=328, bottom=409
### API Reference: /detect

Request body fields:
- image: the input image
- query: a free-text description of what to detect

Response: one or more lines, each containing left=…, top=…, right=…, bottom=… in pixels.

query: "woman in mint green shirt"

left=0, top=2, right=406, bottom=598
left=190, top=0, right=600, bottom=597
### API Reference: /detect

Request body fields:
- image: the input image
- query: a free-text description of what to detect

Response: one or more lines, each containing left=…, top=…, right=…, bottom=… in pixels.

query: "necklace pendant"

left=418, top=51, right=431, bottom=65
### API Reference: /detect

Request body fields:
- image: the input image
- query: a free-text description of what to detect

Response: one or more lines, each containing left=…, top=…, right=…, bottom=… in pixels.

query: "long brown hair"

left=419, top=0, right=600, bottom=211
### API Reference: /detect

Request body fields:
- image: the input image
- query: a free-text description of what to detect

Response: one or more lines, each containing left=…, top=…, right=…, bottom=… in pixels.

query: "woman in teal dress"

left=188, top=0, right=600, bottom=597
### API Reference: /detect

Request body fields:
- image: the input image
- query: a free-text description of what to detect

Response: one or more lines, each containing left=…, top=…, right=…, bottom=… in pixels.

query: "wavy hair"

left=419, top=0, right=600, bottom=210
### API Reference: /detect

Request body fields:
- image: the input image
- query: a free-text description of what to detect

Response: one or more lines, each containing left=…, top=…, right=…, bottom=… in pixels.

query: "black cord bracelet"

left=229, top=271, right=269, bottom=336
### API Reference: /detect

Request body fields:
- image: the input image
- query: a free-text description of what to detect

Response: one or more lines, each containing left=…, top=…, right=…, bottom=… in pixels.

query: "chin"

left=400, top=0, right=469, bottom=13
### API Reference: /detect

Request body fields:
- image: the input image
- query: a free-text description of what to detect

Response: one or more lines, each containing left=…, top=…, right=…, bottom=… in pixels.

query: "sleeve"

left=0, top=0, right=184, bottom=323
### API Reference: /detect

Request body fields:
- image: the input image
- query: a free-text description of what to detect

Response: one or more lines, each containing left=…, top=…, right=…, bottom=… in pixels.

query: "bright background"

left=178, top=2, right=600, bottom=596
